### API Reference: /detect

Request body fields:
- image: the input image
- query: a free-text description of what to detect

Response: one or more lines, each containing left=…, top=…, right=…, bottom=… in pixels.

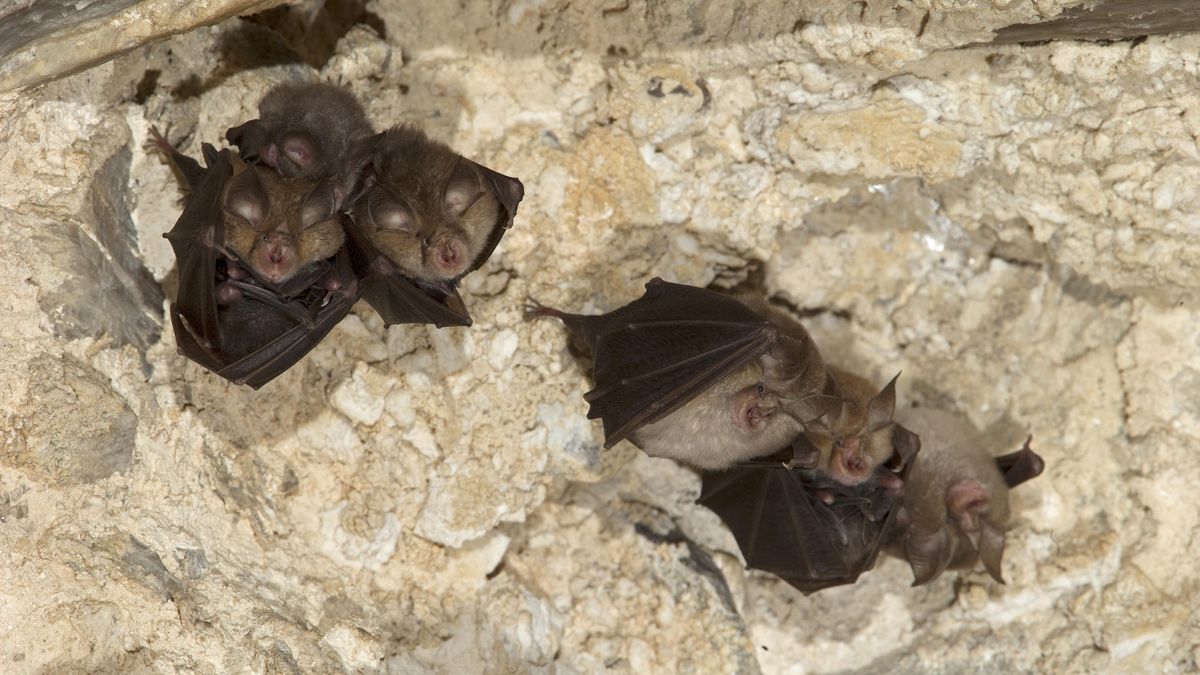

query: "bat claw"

left=523, top=297, right=565, bottom=322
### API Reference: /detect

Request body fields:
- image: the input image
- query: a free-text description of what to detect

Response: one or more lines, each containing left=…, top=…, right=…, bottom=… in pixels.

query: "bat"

left=884, top=407, right=1046, bottom=586
left=148, top=129, right=358, bottom=389
left=697, top=422, right=920, bottom=594
left=225, top=81, right=375, bottom=209
left=347, top=124, right=524, bottom=299
left=525, top=278, right=838, bottom=471
left=799, top=369, right=916, bottom=488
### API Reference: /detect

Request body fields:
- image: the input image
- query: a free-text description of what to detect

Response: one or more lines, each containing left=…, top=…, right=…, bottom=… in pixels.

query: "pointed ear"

left=468, top=159, right=524, bottom=229
left=889, top=423, right=920, bottom=471
left=905, top=528, right=953, bottom=586
left=224, top=166, right=268, bottom=227
left=867, top=372, right=900, bottom=431
left=976, top=520, right=1007, bottom=584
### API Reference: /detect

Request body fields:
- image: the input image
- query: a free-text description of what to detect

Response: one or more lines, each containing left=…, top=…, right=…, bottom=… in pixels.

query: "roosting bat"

left=225, top=82, right=374, bottom=209
left=698, top=426, right=919, bottom=594
left=149, top=129, right=357, bottom=388
left=525, top=278, right=839, bottom=470
left=800, top=369, right=916, bottom=488
left=347, top=124, right=524, bottom=309
left=884, top=407, right=1045, bottom=585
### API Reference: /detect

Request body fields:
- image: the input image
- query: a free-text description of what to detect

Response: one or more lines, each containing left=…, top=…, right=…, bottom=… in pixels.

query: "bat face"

left=803, top=370, right=901, bottom=486
left=221, top=158, right=345, bottom=287
left=631, top=361, right=806, bottom=470
left=351, top=126, right=522, bottom=288
left=225, top=82, right=376, bottom=209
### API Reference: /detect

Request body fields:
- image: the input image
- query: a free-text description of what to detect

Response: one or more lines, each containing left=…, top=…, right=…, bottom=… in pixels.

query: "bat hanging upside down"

left=525, top=278, right=839, bottom=471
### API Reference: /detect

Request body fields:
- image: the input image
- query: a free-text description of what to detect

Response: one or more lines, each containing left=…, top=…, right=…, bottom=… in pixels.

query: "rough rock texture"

left=0, top=0, right=290, bottom=92
left=1, top=0, right=1198, bottom=672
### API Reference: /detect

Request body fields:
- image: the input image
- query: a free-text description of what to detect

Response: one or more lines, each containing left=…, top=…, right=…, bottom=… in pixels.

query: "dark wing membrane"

left=699, top=466, right=900, bottom=594
left=698, top=429, right=918, bottom=594
left=344, top=217, right=473, bottom=328
left=994, top=436, right=1045, bottom=488
left=216, top=248, right=359, bottom=389
left=581, top=279, right=775, bottom=448
left=163, top=145, right=231, bottom=351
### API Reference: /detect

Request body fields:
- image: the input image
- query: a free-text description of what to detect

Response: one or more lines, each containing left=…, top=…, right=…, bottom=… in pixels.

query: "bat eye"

left=755, top=383, right=766, bottom=396
left=422, top=237, right=433, bottom=247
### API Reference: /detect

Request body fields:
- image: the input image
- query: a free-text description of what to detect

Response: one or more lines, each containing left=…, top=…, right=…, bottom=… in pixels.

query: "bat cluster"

left=150, top=82, right=524, bottom=388
left=529, top=279, right=1046, bottom=593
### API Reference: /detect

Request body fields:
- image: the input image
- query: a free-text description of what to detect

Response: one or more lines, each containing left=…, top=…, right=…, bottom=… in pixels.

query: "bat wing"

left=580, top=279, right=776, bottom=448
left=163, top=144, right=231, bottom=352
left=344, top=217, right=472, bottom=328
left=460, top=160, right=524, bottom=278
left=215, top=247, right=359, bottom=389
left=994, top=436, right=1045, bottom=488
left=698, top=429, right=917, bottom=594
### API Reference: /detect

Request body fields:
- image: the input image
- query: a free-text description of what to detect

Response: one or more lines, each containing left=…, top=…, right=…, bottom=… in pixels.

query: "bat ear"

left=867, top=372, right=900, bottom=431
left=888, top=423, right=920, bottom=471
left=224, top=166, right=268, bottom=227
left=470, top=159, right=524, bottom=228
left=905, top=528, right=953, bottom=586
left=279, top=130, right=321, bottom=176
left=367, top=188, right=416, bottom=234
left=976, top=519, right=1007, bottom=583
left=445, top=161, right=483, bottom=216
left=301, top=182, right=337, bottom=228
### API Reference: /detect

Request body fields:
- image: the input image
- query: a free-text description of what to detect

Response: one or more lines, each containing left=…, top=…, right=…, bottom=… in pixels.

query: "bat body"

left=348, top=125, right=524, bottom=295
left=225, top=82, right=374, bottom=208
left=884, top=407, right=1045, bottom=585
left=150, top=129, right=357, bottom=389
left=526, top=279, right=833, bottom=471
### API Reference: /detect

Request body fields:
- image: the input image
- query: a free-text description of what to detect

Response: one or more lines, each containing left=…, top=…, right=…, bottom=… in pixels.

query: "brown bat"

left=799, top=369, right=913, bottom=488
left=149, top=129, right=357, bottom=388
left=699, top=427, right=919, bottom=594
left=225, top=82, right=374, bottom=208
left=525, top=279, right=838, bottom=471
left=348, top=125, right=524, bottom=303
left=884, top=407, right=1045, bottom=585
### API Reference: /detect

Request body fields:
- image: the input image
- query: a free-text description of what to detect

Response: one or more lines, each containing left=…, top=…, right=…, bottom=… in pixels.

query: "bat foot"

left=523, top=297, right=565, bottom=322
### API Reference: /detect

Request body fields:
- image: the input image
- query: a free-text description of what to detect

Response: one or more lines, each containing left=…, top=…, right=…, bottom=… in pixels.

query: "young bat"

left=149, top=129, right=357, bottom=389
left=884, top=407, right=1045, bottom=585
left=225, top=82, right=374, bottom=208
left=698, top=428, right=919, bottom=594
left=347, top=125, right=524, bottom=299
left=525, top=279, right=838, bottom=471
left=799, top=369, right=915, bottom=488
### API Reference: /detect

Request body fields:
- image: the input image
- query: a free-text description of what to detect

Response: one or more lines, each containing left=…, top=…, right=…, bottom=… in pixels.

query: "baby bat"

left=149, top=129, right=357, bottom=388
left=698, top=428, right=919, bottom=594
left=799, top=368, right=916, bottom=488
left=884, top=407, right=1045, bottom=586
left=525, top=278, right=837, bottom=471
left=347, top=124, right=524, bottom=298
left=225, top=82, right=374, bottom=208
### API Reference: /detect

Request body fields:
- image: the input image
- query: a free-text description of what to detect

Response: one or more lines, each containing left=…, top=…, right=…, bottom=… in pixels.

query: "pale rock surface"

left=1, top=0, right=1197, bottom=673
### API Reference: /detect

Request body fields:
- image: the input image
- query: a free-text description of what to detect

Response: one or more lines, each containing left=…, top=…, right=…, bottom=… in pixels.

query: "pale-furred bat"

left=525, top=278, right=837, bottom=471
left=885, top=407, right=1045, bottom=585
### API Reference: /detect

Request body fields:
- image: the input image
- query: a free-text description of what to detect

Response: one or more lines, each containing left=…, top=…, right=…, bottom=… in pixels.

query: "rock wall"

left=1, top=0, right=1197, bottom=672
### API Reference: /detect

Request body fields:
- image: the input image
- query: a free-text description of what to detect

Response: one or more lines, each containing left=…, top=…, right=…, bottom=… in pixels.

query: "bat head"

left=351, top=126, right=523, bottom=289
left=804, top=372, right=903, bottom=486
left=221, top=157, right=345, bottom=287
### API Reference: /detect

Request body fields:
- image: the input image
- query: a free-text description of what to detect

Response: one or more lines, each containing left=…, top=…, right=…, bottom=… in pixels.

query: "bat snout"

left=428, top=236, right=467, bottom=277
left=253, top=234, right=299, bottom=284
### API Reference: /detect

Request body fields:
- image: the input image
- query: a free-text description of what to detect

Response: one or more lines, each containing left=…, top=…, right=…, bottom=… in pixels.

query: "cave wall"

left=0, top=0, right=1197, bottom=672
